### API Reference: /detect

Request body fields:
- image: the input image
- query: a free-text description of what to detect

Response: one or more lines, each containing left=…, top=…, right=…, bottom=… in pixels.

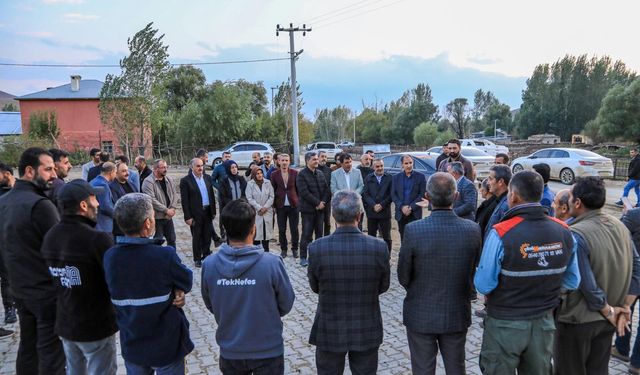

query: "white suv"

left=207, top=142, right=275, bottom=169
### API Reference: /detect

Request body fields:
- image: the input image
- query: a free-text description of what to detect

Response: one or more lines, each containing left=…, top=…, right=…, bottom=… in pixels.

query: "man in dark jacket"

left=434, top=143, right=449, bottom=171
left=48, top=148, right=72, bottom=204
left=180, top=158, right=217, bottom=267
left=42, top=179, right=118, bottom=375
left=0, top=147, right=65, bottom=374
left=362, top=158, right=393, bottom=252
left=0, top=163, right=17, bottom=328
left=297, top=152, right=330, bottom=267
left=134, top=156, right=152, bottom=191
left=109, top=162, right=137, bottom=238
left=103, top=193, right=193, bottom=374
left=357, top=153, right=374, bottom=180
left=398, top=172, right=482, bottom=374
left=87, top=152, right=109, bottom=182
left=201, top=199, right=295, bottom=374
left=391, top=155, right=426, bottom=239
left=484, top=164, right=512, bottom=238
left=617, top=147, right=640, bottom=207
left=438, top=139, right=475, bottom=181
left=270, top=154, right=300, bottom=258
left=448, top=161, right=478, bottom=221
left=308, top=190, right=390, bottom=374
left=317, top=151, right=333, bottom=236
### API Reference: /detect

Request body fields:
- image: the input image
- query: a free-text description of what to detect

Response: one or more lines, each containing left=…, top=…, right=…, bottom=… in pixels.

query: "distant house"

left=15, top=75, right=150, bottom=155
left=528, top=133, right=561, bottom=144
left=0, top=111, right=22, bottom=137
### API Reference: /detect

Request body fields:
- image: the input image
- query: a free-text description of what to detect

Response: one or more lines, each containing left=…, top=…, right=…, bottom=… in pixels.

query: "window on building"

left=102, top=141, right=113, bottom=154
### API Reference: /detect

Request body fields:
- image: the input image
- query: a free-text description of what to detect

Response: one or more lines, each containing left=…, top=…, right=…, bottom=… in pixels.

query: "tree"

left=445, top=98, right=471, bottom=138
left=594, top=79, right=640, bottom=142
left=388, top=83, right=439, bottom=144
left=356, top=108, right=390, bottom=143
left=99, top=22, right=171, bottom=157
left=1, top=103, right=18, bottom=112
left=413, top=121, right=439, bottom=147
left=28, top=110, right=60, bottom=147
left=314, top=106, right=352, bottom=141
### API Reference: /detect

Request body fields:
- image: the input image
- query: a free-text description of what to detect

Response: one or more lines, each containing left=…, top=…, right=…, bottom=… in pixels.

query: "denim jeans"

left=615, top=299, right=640, bottom=367
left=61, top=335, right=117, bottom=375
left=623, top=179, right=640, bottom=203
left=124, top=357, right=185, bottom=375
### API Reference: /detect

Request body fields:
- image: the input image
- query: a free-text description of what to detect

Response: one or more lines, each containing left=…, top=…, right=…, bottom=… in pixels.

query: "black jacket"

left=629, top=155, right=640, bottom=180
left=41, top=215, right=118, bottom=341
left=476, top=195, right=498, bottom=236
left=180, top=173, right=217, bottom=222
left=139, top=166, right=152, bottom=190
left=317, top=165, right=333, bottom=198
left=0, top=180, right=60, bottom=300
left=87, top=163, right=102, bottom=182
left=109, top=179, right=137, bottom=236
left=361, top=173, right=392, bottom=219
left=296, top=167, right=330, bottom=214
left=357, top=165, right=374, bottom=180
left=219, top=176, right=247, bottom=209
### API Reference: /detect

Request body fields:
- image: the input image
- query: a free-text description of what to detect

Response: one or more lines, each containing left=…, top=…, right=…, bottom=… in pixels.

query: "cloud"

left=467, top=56, right=502, bottom=65
left=62, top=13, right=99, bottom=23
left=17, top=31, right=55, bottom=39
left=43, top=0, right=85, bottom=4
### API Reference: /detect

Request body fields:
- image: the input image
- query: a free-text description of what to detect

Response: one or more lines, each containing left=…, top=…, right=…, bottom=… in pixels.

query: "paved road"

left=0, top=167, right=636, bottom=374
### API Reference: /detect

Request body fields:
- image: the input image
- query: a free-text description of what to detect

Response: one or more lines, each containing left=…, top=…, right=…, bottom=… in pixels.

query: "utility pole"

left=494, top=119, right=497, bottom=139
left=277, top=23, right=311, bottom=166
left=270, top=86, right=277, bottom=117
left=353, top=112, right=356, bottom=145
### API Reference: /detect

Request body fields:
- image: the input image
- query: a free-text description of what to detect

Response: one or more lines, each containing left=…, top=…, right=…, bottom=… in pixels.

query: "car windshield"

left=316, top=143, right=336, bottom=148
left=223, top=143, right=235, bottom=151
left=571, top=149, right=603, bottom=158
left=461, top=148, right=488, bottom=157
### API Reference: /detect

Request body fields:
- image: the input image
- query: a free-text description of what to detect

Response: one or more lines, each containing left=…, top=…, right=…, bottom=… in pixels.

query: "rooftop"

left=16, top=79, right=104, bottom=100
left=0, top=112, right=22, bottom=136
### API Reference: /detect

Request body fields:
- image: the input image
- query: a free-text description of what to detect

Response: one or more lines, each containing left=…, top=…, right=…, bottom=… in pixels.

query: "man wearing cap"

left=0, top=147, right=64, bottom=374
left=42, top=179, right=118, bottom=375
left=90, top=162, right=117, bottom=233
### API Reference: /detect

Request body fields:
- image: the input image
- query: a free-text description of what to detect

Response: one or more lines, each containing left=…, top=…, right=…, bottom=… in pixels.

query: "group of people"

left=1, top=140, right=640, bottom=375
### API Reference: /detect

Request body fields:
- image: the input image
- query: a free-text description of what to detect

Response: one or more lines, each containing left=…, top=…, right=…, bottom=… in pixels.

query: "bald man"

left=553, top=189, right=572, bottom=223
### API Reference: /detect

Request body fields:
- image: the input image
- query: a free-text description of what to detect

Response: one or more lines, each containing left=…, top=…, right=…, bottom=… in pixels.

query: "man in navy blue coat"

left=448, top=161, right=478, bottom=221
left=391, top=155, right=426, bottom=239
left=362, top=158, right=393, bottom=252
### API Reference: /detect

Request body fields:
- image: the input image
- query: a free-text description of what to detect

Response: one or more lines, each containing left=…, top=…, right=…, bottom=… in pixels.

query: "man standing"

left=494, top=153, right=510, bottom=165
left=398, top=172, right=482, bottom=374
left=87, top=152, right=109, bottom=182
left=0, top=147, right=65, bottom=374
left=90, top=162, right=116, bottom=233
left=0, top=162, right=15, bottom=197
left=357, top=153, right=374, bottom=179
left=48, top=148, right=73, bottom=202
left=270, top=154, right=300, bottom=258
left=42, top=179, right=118, bottom=375
left=201, top=199, right=295, bottom=374
left=212, top=151, right=232, bottom=241
left=115, top=155, right=140, bottom=193
left=195, top=149, right=222, bottom=246
left=474, top=171, right=579, bottom=374
left=330, top=153, right=364, bottom=195
left=260, top=151, right=276, bottom=179
left=142, top=159, right=178, bottom=249
left=448, top=161, right=478, bottom=221
left=244, top=152, right=262, bottom=177
left=103, top=193, right=193, bottom=374
left=532, top=163, right=555, bottom=216
left=0, top=163, right=17, bottom=329
left=552, top=189, right=573, bottom=223
left=438, top=139, right=475, bottom=181
left=317, top=150, right=333, bottom=236
left=109, top=162, right=136, bottom=238
left=308, top=190, right=390, bottom=374
left=362, top=158, right=393, bottom=252
left=180, top=158, right=217, bottom=268
left=297, top=152, right=330, bottom=267
left=484, top=164, right=512, bottom=237
left=81, top=148, right=101, bottom=181
left=555, top=177, right=640, bottom=374
left=134, top=156, right=152, bottom=191
left=391, top=155, right=426, bottom=239
left=616, top=147, right=640, bottom=206
left=435, top=143, right=449, bottom=171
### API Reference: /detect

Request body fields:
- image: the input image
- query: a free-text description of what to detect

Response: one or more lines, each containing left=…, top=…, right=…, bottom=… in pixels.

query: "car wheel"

left=560, top=168, right=575, bottom=185
left=512, top=164, right=524, bottom=173
left=213, top=158, right=223, bottom=168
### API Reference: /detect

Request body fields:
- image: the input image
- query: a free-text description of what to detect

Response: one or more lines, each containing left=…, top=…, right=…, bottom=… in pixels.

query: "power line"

left=304, top=0, right=379, bottom=23
left=0, top=57, right=290, bottom=68
left=314, top=0, right=409, bottom=29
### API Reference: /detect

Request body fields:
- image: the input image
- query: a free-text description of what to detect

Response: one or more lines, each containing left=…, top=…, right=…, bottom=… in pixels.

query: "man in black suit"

left=398, top=172, right=482, bottom=374
left=180, top=158, right=217, bottom=267
left=87, top=152, right=110, bottom=182
left=448, top=161, right=478, bottom=221
left=391, top=155, right=426, bottom=239
left=362, top=158, right=393, bottom=252
left=308, top=190, right=390, bottom=375
left=297, top=152, right=330, bottom=267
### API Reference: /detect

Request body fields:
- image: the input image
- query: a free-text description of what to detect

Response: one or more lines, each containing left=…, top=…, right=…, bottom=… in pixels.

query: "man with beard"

left=0, top=147, right=65, bottom=374
left=42, top=180, right=118, bottom=375
left=142, top=159, right=178, bottom=249
left=81, top=148, right=101, bottom=181
left=48, top=148, right=73, bottom=204
left=438, top=139, right=475, bottom=181
left=0, top=163, right=17, bottom=335
left=260, top=151, right=276, bottom=180
left=114, top=155, right=140, bottom=193
left=134, top=156, right=152, bottom=191
left=0, top=162, right=15, bottom=197
left=109, top=162, right=137, bottom=238
left=90, top=162, right=117, bottom=233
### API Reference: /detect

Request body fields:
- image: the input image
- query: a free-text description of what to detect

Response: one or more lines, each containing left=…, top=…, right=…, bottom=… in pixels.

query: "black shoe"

left=615, top=200, right=624, bottom=206
left=0, top=327, right=13, bottom=338
left=300, top=259, right=309, bottom=267
left=280, top=251, right=287, bottom=259
left=4, top=307, right=16, bottom=324
left=292, top=250, right=299, bottom=258
left=195, top=260, right=202, bottom=268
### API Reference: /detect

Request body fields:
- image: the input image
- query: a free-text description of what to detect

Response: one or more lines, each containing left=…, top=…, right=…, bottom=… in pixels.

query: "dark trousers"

left=367, top=217, right=392, bottom=252
left=315, top=346, right=378, bottom=375
left=276, top=206, right=299, bottom=253
left=253, top=240, right=270, bottom=252
left=301, top=211, right=324, bottom=259
left=154, top=218, right=176, bottom=249
left=190, top=209, right=213, bottom=261
left=14, top=297, right=65, bottom=375
left=0, top=255, right=13, bottom=310
left=407, top=329, right=467, bottom=375
left=554, top=320, right=614, bottom=375
left=323, top=199, right=332, bottom=236
left=219, top=354, right=284, bottom=375
left=397, top=215, right=418, bottom=239
left=615, top=298, right=640, bottom=367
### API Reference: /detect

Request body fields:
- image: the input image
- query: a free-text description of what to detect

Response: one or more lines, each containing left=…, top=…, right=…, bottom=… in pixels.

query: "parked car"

left=426, top=146, right=494, bottom=181
left=460, top=139, right=509, bottom=156
left=337, top=140, right=355, bottom=148
left=307, top=142, right=343, bottom=164
left=511, top=148, right=614, bottom=185
left=207, top=141, right=275, bottom=169
left=381, top=152, right=437, bottom=180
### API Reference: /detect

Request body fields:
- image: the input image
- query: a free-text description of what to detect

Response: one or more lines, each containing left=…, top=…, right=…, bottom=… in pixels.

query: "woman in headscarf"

left=245, top=168, right=275, bottom=252
left=219, top=160, right=247, bottom=210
